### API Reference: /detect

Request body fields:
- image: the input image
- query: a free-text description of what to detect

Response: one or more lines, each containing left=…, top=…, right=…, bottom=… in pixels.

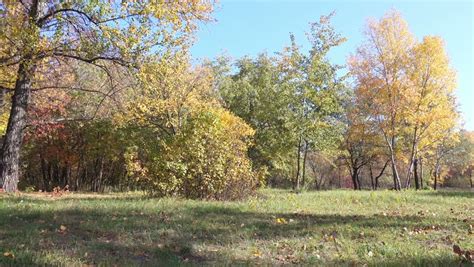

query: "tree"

left=216, top=13, right=346, bottom=189
left=0, top=0, right=214, bottom=192
left=427, top=129, right=459, bottom=190
left=121, top=53, right=259, bottom=200
left=444, top=130, right=474, bottom=188
left=402, top=36, right=458, bottom=189
left=348, top=10, right=459, bottom=190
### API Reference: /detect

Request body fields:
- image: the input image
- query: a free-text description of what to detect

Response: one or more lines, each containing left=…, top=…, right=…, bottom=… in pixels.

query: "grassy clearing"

left=0, top=189, right=472, bottom=266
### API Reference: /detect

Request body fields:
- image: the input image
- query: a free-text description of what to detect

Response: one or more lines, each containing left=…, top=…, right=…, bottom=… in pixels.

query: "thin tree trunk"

left=405, top=128, right=418, bottom=188
left=390, top=156, right=401, bottom=190
left=294, top=137, right=302, bottom=190
left=470, top=172, right=473, bottom=188
left=413, top=158, right=419, bottom=190
left=1, top=61, right=37, bottom=192
left=433, top=163, right=440, bottom=190
left=369, top=165, right=375, bottom=190
left=383, top=134, right=401, bottom=191
left=419, top=157, right=424, bottom=189
left=301, top=140, right=308, bottom=188
left=374, top=160, right=389, bottom=190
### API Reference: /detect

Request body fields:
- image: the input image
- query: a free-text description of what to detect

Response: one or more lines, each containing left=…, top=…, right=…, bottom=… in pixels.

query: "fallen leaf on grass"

left=3, top=252, right=15, bottom=259
left=453, top=244, right=474, bottom=263
left=253, top=249, right=262, bottom=257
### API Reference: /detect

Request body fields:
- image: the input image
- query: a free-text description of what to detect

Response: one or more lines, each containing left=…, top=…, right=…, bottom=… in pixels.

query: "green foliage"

left=212, top=14, right=347, bottom=187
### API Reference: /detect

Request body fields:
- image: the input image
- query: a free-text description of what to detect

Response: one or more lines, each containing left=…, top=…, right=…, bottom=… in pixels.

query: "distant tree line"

left=0, top=2, right=472, bottom=198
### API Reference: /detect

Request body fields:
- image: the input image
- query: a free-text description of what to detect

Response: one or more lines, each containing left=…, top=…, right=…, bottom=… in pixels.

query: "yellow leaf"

left=3, top=251, right=15, bottom=259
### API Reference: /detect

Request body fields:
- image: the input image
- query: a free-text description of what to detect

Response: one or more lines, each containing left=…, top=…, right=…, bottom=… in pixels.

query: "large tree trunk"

left=1, top=61, right=36, bottom=192
left=351, top=167, right=360, bottom=190
left=0, top=0, right=39, bottom=192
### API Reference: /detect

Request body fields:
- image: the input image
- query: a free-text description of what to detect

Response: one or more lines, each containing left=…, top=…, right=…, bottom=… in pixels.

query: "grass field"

left=0, top=189, right=473, bottom=266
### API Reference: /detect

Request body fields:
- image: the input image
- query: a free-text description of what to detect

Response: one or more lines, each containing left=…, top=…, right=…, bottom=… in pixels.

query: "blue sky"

left=191, top=0, right=474, bottom=130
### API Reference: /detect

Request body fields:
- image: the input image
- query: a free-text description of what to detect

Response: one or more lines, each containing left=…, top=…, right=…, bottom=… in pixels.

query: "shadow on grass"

left=423, top=190, right=473, bottom=199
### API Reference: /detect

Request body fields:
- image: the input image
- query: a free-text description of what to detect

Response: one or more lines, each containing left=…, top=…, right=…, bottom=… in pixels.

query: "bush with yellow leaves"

left=125, top=107, right=263, bottom=200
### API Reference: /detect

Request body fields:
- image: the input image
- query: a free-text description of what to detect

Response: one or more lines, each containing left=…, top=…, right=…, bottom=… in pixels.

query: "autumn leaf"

left=3, top=251, right=15, bottom=259
left=253, top=249, right=262, bottom=257
left=59, top=225, right=67, bottom=232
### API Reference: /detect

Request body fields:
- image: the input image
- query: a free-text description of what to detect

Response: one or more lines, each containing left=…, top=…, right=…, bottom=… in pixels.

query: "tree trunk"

left=0, top=61, right=36, bottom=192
left=374, top=160, right=389, bottom=190
left=0, top=1, right=39, bottom=192
left=387, top=136, right=401, bottom=191
left=294, top=137, right=302, bottom=190
left=413, top=158, right=419, bottom=190
left=356, top=173, right=362, bottom=190
left=433, top=163, right=440, bottom=190
left=351, top=167, right=359, bottom=190
left=390, top=156, right=401, bottom=190
left=369, top=165, right=375, bottom=190
left=405, top=128, right=418, bottom=189
left=301, top=140, right=308, bottom=188
left=419, top=157, right=423, bottom=189
left=470, top=172, right=473, bottom=189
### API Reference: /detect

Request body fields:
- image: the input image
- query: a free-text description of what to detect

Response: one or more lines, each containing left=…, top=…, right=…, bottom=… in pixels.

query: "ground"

left=0, top=189, right=472, bottom=266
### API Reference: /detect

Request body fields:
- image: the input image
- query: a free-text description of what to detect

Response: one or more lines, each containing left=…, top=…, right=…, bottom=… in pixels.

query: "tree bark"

left=351, top=167, right=360, bottom=190
left=433, top=164, right=440, bottom=190
left=385, top=135, right=401, bottom=190
left=419, top=157, right=423, bottom=189
left=294, top=137, right=302, bottom=190
left=301, top=140, right=308, bottom=188
left=469, top=170, right=472, bottom=189
left=371, top=160, right=388, bottom=190
left=0, top=61, right=36, bottom=192
left=413, top=158, right=419, bottom=190
left=0, top=0, right=39, bottom=192
left=390, top=155, right=401, bottom=190
left=405, top=128, right=418, bottom=189
left=356, top=173, right=362, bottom=190
left=369, top=165, right=375, bottom=190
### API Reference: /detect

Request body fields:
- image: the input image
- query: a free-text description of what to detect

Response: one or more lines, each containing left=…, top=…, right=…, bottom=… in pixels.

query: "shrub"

left=126, top=107, right=262, bottom=200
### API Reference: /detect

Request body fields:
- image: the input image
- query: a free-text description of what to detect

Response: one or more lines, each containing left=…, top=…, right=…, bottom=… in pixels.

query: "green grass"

left=0, top=189, right=472, bottom=266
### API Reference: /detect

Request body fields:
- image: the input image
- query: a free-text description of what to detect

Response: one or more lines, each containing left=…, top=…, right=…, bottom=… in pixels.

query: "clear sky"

left=191, top=0, right=474, bottom=130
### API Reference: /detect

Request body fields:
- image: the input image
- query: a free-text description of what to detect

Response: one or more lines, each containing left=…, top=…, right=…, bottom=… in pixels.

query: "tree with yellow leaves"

left=348, top=10, right=414, bottom=190
left=403, top=36, right=458, bottom=189
left=0, top=0, right=214, bottom=192
left=348, top=10, right=459, bottom=190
